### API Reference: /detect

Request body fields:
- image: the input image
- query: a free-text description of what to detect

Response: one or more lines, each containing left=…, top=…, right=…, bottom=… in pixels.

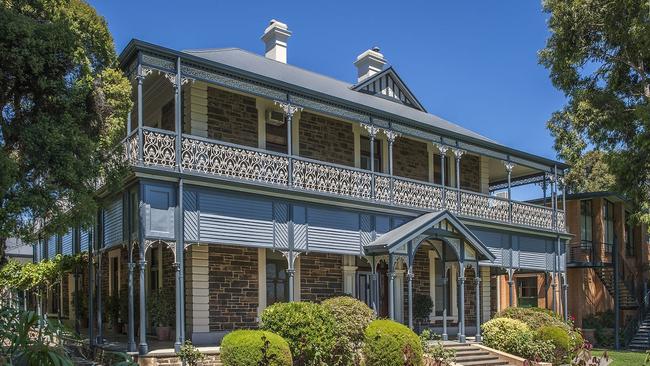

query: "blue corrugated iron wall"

left=47, top=235, right=57, bottom=259
left=61, top=229, right=73, bottom=255
left=80, top=228, right=90, bottom=252
left=103, top=198, right=123, bottom=247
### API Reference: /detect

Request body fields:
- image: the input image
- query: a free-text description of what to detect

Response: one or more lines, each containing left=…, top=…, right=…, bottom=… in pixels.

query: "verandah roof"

left=364, top=210, right=496, bottom=262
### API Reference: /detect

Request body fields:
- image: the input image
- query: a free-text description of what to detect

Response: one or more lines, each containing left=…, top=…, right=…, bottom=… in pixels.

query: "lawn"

left=592, top=349, right=648, bottom=366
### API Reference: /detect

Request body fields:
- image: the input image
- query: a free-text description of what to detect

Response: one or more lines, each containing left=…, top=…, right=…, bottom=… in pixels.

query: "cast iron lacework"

left=142, top=129, right=176, bottom=168
left=126, top=130, right=566, bottom=232
left=292, top=160, right=372, bottom=199
left=181, top=136, right=289, bottom=185
left=181, top=64, right=286, bottom=100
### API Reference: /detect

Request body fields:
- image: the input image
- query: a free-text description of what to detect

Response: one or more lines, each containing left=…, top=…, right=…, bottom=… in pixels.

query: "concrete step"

left=455, top=354, right=502, bottom=363
left=459, top=359, right=510, bottom=366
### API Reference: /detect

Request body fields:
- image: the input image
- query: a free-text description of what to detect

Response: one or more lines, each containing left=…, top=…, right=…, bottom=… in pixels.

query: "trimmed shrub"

left=220, top=330, right=292, bottom=366
left=363, top=319, right=423, bottom=366
left=495, top=306, right=583, bottom=355
left=321, top=296, right=375, bottom=345
left=497, top=307, right=568, bottom=331
left=481, top=318, right=554, bottom=362
left=537, top=325, right=571, bottom=364
left=261, top=302, right=338, bottom=365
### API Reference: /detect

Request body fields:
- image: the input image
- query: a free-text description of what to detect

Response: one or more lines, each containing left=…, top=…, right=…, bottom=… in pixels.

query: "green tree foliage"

left=540, top=0, right=650, bottom=223
left=0, top=0, right=132, bottom=263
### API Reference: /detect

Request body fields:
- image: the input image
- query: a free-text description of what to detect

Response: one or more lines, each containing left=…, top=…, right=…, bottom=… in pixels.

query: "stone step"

left=455, top=354, right=502, bottom=363
left=455, top=349, right=491, bottom=357
left=459, top=359, right=510, bottom=366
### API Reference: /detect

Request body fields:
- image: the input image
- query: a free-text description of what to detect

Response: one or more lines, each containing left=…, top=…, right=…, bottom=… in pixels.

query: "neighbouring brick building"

left=34, top=19, right=573, bottom=356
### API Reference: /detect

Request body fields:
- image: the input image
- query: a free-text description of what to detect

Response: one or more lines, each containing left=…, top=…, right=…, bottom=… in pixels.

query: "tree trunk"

left=0, top=236, right=7, bottom=266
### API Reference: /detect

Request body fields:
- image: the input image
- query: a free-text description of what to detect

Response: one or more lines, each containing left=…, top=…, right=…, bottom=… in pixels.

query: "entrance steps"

left=628, top=315, right=650, bottom=350
left=440, top=342, right=512, bottom=366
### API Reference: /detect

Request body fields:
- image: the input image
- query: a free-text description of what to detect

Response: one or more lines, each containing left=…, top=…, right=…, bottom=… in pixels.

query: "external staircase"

left=596, top=267, right=638, bottom=309
left=628, top=313, right=650, bottom=350
left=441, top=342, right=514, bottom=366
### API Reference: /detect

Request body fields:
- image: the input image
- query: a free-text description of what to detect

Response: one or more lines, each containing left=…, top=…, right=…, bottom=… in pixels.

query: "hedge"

left=363, top=319, right=423, bottom=366
left=220, top=330, right=292, bottom=366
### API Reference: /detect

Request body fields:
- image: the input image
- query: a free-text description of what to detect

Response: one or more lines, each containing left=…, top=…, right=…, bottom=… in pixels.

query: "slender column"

left=384, top=130, right=398, bottom=204
left=614, top=235, right=620, bottom=350
left=88, top=232, right=95, bottom=347
left=173, top=261, right=181, bottom=351
left=442, top=244, right=448, bottom=341
left=138, top=186, right=148, bottom=355
left=508, top=271, right=514, bottom=308
left=275, top=100, right=301, bottom=186
left=407, top=270, right=414, bottom=329
left=138, top=258, right=148, bottom=354
left=96, top=251, right=103, bottom=344
left=362, top=124, right=379, bottom=198
left=504, top=161, right=514, bottom=222
left=474, top=275, right=482, bottom=342
left=406, top=241, right=414, bottom=329
left=286, top=251, right=297, bottom=302
left=179, top=230, right=186, bottom=344
left=562, top=275, right=569, bottom=321
left=127, top=262, right=136, bottom=351
left=458, top=264, right=466, bottom=343
left=453, top=149, right=464, bottom=210
left=136, top=64, right=149, bottom=164
left=542, top=176, right=548, bottom=207
left=388, top=254, right=395, bottom=320
left=437, top=144, right=449, bottom=208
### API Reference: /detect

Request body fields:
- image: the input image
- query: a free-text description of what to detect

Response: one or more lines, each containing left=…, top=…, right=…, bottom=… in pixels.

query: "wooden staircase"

left=596, top=267, right=638, bottom=309
left=441, top=343, right=514, bottom=366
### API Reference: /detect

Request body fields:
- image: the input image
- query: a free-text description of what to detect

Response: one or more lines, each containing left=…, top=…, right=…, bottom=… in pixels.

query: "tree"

left=0, top=0, right=132, bottom=263
left=540, top=0, right=650, bottom=224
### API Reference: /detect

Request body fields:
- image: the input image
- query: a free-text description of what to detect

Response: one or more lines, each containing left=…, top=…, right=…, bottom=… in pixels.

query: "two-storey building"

left=34, top=20, right=571, bottom=354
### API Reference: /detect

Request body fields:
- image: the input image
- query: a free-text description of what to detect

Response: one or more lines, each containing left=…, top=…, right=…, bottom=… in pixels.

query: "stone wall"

left=300, top=252, right=344, bottom=302
left=464, top=267, right=477, bottom=325
left=208, top=245, right=259, bottom=331
left=206, top=87, right=258, bottom=147
left=460, top=154, right=480, bottom=192
left=299, top=112, right=355, bottom=167
left=393, top=138, right=429, bottom=182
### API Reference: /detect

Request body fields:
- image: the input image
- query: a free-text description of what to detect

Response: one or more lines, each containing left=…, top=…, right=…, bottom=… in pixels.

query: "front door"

left=357, top=272, right=372, bottom=308
left=377, top=262, right=389, bottom=318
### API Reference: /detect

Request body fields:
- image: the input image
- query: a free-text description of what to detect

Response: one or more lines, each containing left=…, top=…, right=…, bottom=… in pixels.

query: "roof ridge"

left=183, top=47, right=354, bottom=88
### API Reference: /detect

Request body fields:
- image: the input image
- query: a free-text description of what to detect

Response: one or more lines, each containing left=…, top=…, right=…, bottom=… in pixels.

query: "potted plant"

left=119, top=288, right=129, bottom=334
left=148, top=287, right=175, bottom=340
left=73, top=290, right=88, bottom=329
left=413, top=294, right=433, bottom=333
left=105, top=293, right=121, bottom=332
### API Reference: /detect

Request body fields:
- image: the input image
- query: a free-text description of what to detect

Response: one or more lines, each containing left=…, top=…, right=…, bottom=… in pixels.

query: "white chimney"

left=354, top=47, right=386, bottom=83
left=261, top=19, right=291, bottom=63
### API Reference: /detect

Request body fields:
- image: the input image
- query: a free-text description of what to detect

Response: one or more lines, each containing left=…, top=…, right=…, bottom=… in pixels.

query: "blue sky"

left=90, top=0, right=565, bottom=162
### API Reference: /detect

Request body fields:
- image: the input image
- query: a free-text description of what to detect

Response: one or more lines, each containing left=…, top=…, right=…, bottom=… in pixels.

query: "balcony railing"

left=127, top=127, right=566, bottom=232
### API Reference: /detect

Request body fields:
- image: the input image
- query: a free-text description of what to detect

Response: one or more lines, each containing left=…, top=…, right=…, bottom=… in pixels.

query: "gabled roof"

left=364, top=210, right=496, bottom=262
left=182, top=47, right=496, bottom=144
left=351, top=67, right=426, bottom=112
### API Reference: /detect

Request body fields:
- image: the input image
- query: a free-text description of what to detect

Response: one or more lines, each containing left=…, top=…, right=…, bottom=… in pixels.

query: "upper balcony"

left=117, top=41, right=568, bottom=234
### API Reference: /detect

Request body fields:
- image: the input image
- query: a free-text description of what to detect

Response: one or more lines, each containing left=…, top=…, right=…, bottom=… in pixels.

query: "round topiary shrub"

left=261, top=302, right=338, bottom=365
left=220, top=330, right=292, bottom=366
left=363, top=319, right=423, bottom=366
left=481, top=318, right=554, bottom=362
left=537, top=325, right=571, bottom=364
left=322, top=296, right=375, bottom=345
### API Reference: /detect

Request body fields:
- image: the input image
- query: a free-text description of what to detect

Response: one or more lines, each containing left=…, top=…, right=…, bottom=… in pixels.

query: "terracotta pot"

left=156, top=326, right=171, bottom=341
left=582, top=328, right=596, bottom=345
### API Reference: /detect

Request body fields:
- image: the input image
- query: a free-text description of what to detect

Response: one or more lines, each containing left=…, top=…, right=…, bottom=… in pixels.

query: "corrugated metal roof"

left=183, top=48, right=496, bottom=144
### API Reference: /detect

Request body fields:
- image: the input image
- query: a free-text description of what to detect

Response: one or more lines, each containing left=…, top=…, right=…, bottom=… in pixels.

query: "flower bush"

left=221, top=330, right=291, bottom=366
left=481, top=318, right=554, bottom=362
left=363, top=319, right=423, bottom=366
left=261, top=302, right=338, bottom=365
